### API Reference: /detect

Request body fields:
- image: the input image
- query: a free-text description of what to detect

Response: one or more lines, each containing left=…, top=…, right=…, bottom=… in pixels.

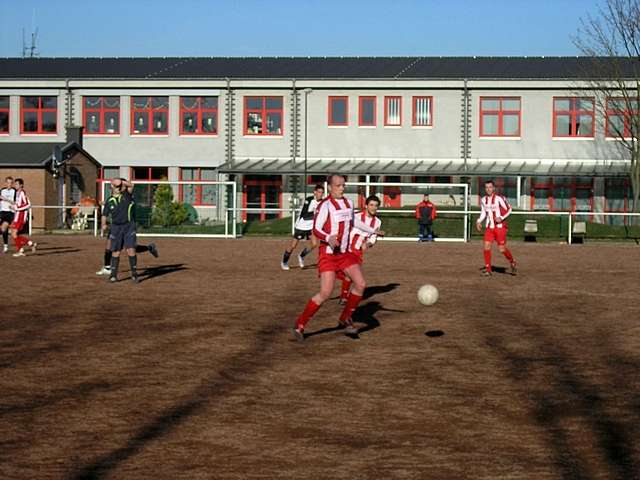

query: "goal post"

left=328, top=180, right=470, bottom=242
left=100, top=180, right=238, bottom=238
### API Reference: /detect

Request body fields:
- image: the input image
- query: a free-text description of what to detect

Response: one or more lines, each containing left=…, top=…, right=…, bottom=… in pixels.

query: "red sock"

left=502, top=248, right=514, bottom=263
left=296, top=299, right=321, bottom=330
left=483, top=250, right=492, bottom=270
left=339, top=293, right=363, bottom=322
left=340, top=279, right=352, bottom=300
left=14, top=236, right=25, bottom=251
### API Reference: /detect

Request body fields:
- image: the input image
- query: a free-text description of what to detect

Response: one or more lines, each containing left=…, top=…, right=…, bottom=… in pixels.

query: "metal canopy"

left=218, top=158, right=630, bottom=177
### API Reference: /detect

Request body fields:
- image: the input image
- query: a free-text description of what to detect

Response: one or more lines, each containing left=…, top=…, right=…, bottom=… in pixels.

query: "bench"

left=572, top=221, right=587, bottom=244
left=524, top=219, right=538, bottom=242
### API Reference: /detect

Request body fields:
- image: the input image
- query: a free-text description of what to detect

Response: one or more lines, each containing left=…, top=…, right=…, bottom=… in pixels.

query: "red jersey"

left=477, top=194, right=512, bottom=229
left=313, top=196, right=355, bottom=255
left=12, top=189, right=31, bottom=224
left=349, top=211, right=382, bottom=253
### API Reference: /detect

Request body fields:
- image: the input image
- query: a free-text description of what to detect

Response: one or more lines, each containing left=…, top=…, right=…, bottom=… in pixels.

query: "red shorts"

left=10, top=220, right=25, bottom=232
left=318, top=250, right=360, bottom=275
left=484, top=226, right=508, bottom=245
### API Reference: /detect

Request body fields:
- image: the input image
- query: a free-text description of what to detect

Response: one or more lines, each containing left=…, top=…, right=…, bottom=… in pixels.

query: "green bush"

left=151, top=184, right=190, bottom=227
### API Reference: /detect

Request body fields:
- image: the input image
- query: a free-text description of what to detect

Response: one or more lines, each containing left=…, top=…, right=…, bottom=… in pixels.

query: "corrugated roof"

left=0, top=56, right=637, bottom=80
left=219, top=158, right=630, bottom=177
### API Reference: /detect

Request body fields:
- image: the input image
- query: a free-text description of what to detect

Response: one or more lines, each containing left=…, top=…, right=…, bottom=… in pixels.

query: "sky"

left=0, top=0, right=604, bottom=58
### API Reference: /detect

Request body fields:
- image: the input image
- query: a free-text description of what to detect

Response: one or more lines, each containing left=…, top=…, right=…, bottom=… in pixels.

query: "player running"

left=10, top=178, right=37, bottom=257
left=476, top=179, right=517, bottom=276
left=280, top=183, right=324, bottom=270
left=0, top=176, right=16, bottom=253
left=292, top=174, right=382, bottom=341
left=338, top=194, right=382, bottom=304
left=103, top=178, right=140, bottom=283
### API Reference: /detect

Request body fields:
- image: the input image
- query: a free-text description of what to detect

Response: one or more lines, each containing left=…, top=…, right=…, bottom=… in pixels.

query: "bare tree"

left=574, top=0, right=640, bottom=211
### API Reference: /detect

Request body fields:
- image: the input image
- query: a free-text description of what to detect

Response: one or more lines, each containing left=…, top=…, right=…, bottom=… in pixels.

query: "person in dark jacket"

left=415, top=193, right=437, bottom=241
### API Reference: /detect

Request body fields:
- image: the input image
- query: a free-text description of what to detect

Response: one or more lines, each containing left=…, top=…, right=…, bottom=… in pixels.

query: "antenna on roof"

left=21, top=27, right=40, bottom=58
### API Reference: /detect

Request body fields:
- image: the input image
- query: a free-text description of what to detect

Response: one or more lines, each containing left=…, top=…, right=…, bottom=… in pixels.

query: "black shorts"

left=0, top=211, right=14, bottom=225
left=108, top=223, right=137, bottom=251
left=293, top=228, right=312, bottom=240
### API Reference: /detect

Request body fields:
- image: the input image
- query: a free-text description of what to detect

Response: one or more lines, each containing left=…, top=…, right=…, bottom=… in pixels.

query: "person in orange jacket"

left=415, top=193, right=437, bottom=241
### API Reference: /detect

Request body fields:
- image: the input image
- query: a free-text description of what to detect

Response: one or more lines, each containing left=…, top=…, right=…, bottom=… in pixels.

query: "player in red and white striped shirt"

left=476, top=179, right=516, bottom=276
left=10, top=178, right=37, bottom=257
left=292, top=175, right=382, bottom=341
left=338, top=194, right=382, bottom=304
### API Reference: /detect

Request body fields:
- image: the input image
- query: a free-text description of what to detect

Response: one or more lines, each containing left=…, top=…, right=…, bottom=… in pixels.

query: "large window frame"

left=479, top=97, right=521, bottom=137
left=179, top=167, right=218, bottom=206
left=606, top=97, right=639, bottom=138
left=180, top=97, right=218, bottom=136
left=244, top=96, right=284, bottom=136
left=530, top=177, right=593, bottom=212
left=20, top=96, right=58, bottom=135
left=328, top=96, right=349, bottom=127
left=384, top=96, right=403, bottom=127
left=130, top=96, right=169, bottom=135
left=83, top=96, right=120, bottom=135
left=412, top=96, right=433, bottom=127
left=358, top=96, right=376, bottom=127
left=0, top=96, right=9, bottom=134
left=552, top=97, right=595, bottom=138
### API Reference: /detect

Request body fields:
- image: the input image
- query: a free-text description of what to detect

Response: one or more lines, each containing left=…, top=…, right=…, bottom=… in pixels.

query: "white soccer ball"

left=417, top=284, right=439, bottom=306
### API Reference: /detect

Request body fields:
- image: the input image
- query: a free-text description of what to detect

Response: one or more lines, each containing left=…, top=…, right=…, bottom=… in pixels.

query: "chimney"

left=66, top=126, right=84, bottom=148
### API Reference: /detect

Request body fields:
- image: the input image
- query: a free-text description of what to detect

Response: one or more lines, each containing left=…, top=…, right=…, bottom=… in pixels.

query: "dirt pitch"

left=1, top=236, right=639, bottom=480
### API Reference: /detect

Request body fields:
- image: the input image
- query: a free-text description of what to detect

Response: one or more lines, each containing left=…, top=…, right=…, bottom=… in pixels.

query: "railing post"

left=94, top=207, right=99, bottom=237
left=28, top=208, right=33, bottom=236
left=567, top=213, right=572, bottom=245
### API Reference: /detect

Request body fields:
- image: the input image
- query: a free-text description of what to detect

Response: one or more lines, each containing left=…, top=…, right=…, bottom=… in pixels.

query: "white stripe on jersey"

left=350, top=212, right=382, bottom=252
left=313, top=196, right=353, bottom=254
left=478, top=194, right=512, bottom=229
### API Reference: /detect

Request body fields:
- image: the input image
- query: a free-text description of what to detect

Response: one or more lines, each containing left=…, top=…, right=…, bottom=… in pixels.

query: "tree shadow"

left=486, top=333, right=640, bottom=480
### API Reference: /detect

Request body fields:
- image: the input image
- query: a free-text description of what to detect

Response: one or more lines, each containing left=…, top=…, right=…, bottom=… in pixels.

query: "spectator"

left=415, top=193, right=437, bottom=242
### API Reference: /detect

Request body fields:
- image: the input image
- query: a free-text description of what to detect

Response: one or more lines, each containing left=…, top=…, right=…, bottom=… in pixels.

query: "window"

left=244, top=96, right=283, bottom=135
left=180, top=168, right=217, bottom=206
left=98, top=167, right=121, bottom=200
left=83, top=96, right=120, bottom=135
left=131, top=96, right=168, bottom=135
left=530, top=177, right=592, bottom=212
left=180, top=97, right=218, bottom=135
left=480, top=97, right=521, bottom=137
left=384, top=96, right=402, bottom=126
left=21, top=96, right=57, bottom=134
left=358, top=96, right=376, bottom=127
left=328, top=96, right=348, bottom=126
left=131, top=167, right=169, bottom=207
left=606, top=97, right=639, bottom=138
left=412, top=96, right=433, bottom=127
left=553, top=97, right=594, bottom=137
left=0, top=96, right=8, bottom=133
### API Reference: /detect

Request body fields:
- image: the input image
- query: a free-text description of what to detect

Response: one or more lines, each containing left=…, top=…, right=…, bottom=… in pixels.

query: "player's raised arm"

left=120, top=178, right=134, bottom=194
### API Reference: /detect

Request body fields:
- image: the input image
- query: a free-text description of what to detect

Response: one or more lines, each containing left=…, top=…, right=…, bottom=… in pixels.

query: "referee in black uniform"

left=103, top=178, right=139, bottom=283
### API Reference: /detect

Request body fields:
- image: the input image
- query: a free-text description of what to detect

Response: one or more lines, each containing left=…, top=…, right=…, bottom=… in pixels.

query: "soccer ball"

left=417, top=284, right=439, bottom=306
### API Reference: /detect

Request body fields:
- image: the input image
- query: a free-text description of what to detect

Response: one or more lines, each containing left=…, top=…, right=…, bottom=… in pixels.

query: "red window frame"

left=83, top=96, right=120, bottom=135
left=328, top=96, right=349, bottom=126
left=179, top=168, right=217, bottom=206
left=244, top=96, right=284, bottom=136
left=412, top=96, right=433, bottom=126
left=384, top=96, right=402, bottom=126
left=20, top=96, right=57, bottom=134
left=130, top=96, right=169, bottom=135
left=358, top=96, right=376, bottom=127
left=0, top=96, right=9, bottom=134
left=605, top=97, right=639, bottom=138
left=529, top=177, right=593, bottom=212
left=479, top=97, right=521, bottom=137
left=180, top=97, right=218, bottom=136
left=552, top=97, right=595, bottom=138
left=242, top=175, right=283, bottom=221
